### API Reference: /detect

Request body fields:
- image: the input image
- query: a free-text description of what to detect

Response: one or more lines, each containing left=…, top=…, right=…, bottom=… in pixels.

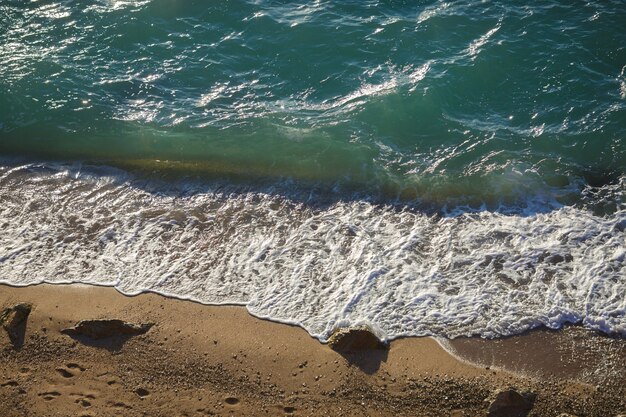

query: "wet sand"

left=1, top=283, right=624, bottom=416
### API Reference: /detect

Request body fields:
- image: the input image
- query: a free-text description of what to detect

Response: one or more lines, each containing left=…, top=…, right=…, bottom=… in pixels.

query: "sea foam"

left=0, top=161, right=623, bottom=341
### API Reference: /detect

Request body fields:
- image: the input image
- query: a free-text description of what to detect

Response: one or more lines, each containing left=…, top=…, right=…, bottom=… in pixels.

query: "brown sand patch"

left=0, top=283, right=624, bottom=416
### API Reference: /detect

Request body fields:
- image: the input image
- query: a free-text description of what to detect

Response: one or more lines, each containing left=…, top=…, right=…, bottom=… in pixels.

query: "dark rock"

left=0, top=303, right=32, bottom=347
left=487, top=388, right=535, bottom=417
left=327, top=326, right=387, bottom=352
left=61, top=319, right=153, bottom=340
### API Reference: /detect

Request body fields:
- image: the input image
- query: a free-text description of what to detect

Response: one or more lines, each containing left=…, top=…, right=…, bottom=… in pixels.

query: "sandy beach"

left=0, top=283, right=624, bottom=416
left=2, top=1, right=625, bottom=416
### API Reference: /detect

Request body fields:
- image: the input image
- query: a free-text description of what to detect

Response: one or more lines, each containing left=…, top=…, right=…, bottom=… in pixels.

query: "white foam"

left=0, top=161, right=624, bottom=341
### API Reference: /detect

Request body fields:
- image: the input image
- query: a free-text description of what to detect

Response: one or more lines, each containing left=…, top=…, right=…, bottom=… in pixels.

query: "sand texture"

left=1, top=284, right=625, bottom=416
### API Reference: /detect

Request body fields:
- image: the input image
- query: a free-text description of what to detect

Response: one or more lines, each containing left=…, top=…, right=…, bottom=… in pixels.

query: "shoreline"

left=2, top=159, right=624, bottom=346
left=1, top=283, right=625, bottom=416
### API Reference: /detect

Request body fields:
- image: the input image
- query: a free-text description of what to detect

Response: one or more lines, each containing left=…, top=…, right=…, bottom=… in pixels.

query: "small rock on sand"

left=61, top=319, right=153, bottom=340
left=487, top=388, right=535, bottom=417
left=327, top=326, right=387, bottom=352
left=1, top=303, right=32, bottom=346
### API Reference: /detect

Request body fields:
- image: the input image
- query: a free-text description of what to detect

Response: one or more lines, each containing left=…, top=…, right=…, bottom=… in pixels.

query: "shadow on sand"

left=337, top=349, right=389, bottom=375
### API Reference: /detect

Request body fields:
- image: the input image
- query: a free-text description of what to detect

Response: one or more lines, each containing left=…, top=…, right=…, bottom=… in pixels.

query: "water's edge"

left=1, top=160, right=623, bottom=342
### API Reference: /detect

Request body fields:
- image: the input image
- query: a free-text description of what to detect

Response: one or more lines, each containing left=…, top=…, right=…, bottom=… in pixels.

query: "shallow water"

left=0, top=0, right=624, bottom=339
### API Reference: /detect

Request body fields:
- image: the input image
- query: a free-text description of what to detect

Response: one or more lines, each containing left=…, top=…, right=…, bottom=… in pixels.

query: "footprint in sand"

left=38, top=391, right=61, bottom=401
left=95, top=372, right=119, bottom=387
left=56, top=368, right=74, bottom=378
left=135, top=387, right=150, bottom=398
left=76, top=398, right=92, bottom=408
left=224, top=396, right=240, bottom=406
left=70, top=393, right=96, bottom=408
left=56, top=363, right=86, bottom=378
left=67, top=363, right=86, bottom=372
left=109, top=401, right=132, bottom=410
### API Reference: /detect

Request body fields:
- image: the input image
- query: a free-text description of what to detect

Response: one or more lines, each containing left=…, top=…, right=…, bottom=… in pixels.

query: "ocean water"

left=0, top=0, right=624, bottom=340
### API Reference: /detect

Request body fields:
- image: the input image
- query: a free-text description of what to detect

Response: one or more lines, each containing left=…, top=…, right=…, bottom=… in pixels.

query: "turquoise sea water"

left=2, top=0, right=625, bottom=201
left=0, top=1, right=624, bottom=339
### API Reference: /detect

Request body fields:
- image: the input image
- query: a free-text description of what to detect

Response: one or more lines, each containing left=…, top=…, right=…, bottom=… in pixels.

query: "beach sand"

left=1, top=283, right=624, bottom=416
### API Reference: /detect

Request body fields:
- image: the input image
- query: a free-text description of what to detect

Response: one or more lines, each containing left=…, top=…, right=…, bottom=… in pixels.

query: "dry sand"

left=1, top=283, right=624, bottom=416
